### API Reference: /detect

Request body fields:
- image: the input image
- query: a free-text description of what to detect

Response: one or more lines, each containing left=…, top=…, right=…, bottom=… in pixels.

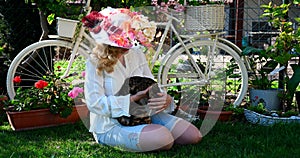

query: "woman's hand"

left=148, top=92, right=172, bottom=114
left=130, top=86, right=151, bottom=103
left=129, top=87, right=151, bottom=116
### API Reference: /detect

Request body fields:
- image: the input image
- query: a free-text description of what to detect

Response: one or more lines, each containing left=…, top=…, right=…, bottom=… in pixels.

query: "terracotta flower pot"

left=6, top=104, right=89, bottom=131
left=197, top=106, right=233, bottom=121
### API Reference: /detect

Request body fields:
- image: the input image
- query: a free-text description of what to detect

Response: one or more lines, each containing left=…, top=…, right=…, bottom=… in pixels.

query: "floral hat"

left=82, top=7, right=157, bottom=49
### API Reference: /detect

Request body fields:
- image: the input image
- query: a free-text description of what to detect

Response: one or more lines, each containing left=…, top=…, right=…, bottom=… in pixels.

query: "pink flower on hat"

left=127, top=30, right=136, bottom=41
left=136, top=31, right=147, bottom=43
left=109, top=33, right=133, bottom=48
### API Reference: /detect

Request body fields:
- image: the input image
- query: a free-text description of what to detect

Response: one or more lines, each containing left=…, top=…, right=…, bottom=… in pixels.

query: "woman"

left=83, top=7, right=202, bottom=152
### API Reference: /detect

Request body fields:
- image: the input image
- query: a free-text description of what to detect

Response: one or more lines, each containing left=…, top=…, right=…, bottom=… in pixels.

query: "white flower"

left=131, top=15, right=151, bottom=30
left=130, top=15, right=157, bottom=42
left=143, top=26, right=156, bottom=41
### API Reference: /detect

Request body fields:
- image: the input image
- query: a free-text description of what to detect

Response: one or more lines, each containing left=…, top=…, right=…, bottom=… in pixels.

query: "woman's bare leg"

left=171, top=119, right=202, bottom=145
left=139, top=124, right=174, bottom=152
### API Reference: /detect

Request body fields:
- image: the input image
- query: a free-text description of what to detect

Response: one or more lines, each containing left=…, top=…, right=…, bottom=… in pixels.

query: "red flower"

left=13, top=76, right=21, bottom=83
left=34, top=80, right=48, bottom=89
left=82, top=11, right=106, bottom=29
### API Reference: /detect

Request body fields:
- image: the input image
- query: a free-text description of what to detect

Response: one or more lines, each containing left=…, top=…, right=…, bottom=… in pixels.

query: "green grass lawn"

left=1, top=119, right=300, bottom=158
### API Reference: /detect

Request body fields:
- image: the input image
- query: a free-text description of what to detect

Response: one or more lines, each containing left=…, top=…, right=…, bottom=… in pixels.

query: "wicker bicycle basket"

left=184, top=4, right=225, bottom=31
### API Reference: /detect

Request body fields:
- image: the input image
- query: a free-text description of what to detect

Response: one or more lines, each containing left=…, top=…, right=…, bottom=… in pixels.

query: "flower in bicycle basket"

left=7, top=69, right=85, bottom=118
left=151, top=0, right=185, bottom=12
left=82, top=7, right=157, bottom=49
left=152, top=0, right=233, bottom=12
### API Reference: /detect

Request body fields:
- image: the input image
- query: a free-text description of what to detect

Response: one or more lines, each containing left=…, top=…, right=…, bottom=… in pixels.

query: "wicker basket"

left=56, top=17, right=79, bottom=38
left=184, top=4, right=225, bottom=31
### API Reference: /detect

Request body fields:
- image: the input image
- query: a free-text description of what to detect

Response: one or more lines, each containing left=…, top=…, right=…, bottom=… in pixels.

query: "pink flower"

left=136, top=31, right=152, bottom=47
left=175, top=4, right=185, bottom=12
left=127, top=30, right=136, bottom=41
left=160, top=2, right=167, bottom=7
left=81, top=71, right=86, bottom=78
left=151, top=0, right=158, bottom=6
left=68, top=87, right=84, bottom=99
left=109, top=34, right=132, bottom=48
left=136, top=31, right=147, bottom=43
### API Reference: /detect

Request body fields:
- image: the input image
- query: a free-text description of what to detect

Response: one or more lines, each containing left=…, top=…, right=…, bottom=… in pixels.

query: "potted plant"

left=195, top=80, right=245, bottom=122
left=243, top=0, right=300, bottom=112
left=3, top=67, right=88, bottom=131
left=260, top=1, right=300, bottom=111
left=243, top=46, right=283, bottom=111
left=243, top=0, right=300, bottom=125
left=196, top=89, right=236, bottom=121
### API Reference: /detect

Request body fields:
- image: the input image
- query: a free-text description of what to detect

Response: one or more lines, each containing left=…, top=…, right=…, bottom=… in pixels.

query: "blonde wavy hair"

left=92, top=44, right=128, bottom=75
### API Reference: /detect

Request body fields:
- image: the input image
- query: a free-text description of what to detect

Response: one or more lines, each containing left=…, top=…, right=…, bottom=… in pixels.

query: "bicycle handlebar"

left=159, top=8, right=182, bottom=23
left=86, top=0, right=91, bottom=7
left=84, top=0, right=92, bottom=14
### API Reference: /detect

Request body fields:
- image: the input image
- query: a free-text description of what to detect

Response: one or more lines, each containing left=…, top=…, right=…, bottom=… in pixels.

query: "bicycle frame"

left=152, top=13, right=205, bottom=78
left=58, top=0, right=94, bottom=78
left=151, top=11, right=227, bottom=87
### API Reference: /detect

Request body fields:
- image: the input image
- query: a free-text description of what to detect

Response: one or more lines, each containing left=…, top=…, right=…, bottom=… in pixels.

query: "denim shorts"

left=94, top=112, right=182, bottom=152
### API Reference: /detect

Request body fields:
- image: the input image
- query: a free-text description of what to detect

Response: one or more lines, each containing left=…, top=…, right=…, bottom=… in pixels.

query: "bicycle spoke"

left=7, top=40, right=88, bottom=99
left=22, top=52, right=48, bottom=77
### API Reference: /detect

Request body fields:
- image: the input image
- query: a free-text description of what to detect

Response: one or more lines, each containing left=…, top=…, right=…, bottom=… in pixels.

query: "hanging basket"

left=184, top=4, right=225, bottom=31
left=56, top=17, right=79, bottom=38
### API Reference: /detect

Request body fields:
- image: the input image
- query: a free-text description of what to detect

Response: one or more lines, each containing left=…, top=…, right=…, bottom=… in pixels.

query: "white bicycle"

left=6, top=2, right=248, bottom=113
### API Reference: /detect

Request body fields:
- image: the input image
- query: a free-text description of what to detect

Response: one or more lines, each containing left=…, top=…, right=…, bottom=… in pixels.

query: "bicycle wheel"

left=159, top=40, right=248, bottom=116
left=6, top=40, right=90, bottom=99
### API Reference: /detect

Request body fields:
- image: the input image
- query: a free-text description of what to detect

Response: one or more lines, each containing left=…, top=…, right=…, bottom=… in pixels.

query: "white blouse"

left=84, top=48, right=154, bottom=133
